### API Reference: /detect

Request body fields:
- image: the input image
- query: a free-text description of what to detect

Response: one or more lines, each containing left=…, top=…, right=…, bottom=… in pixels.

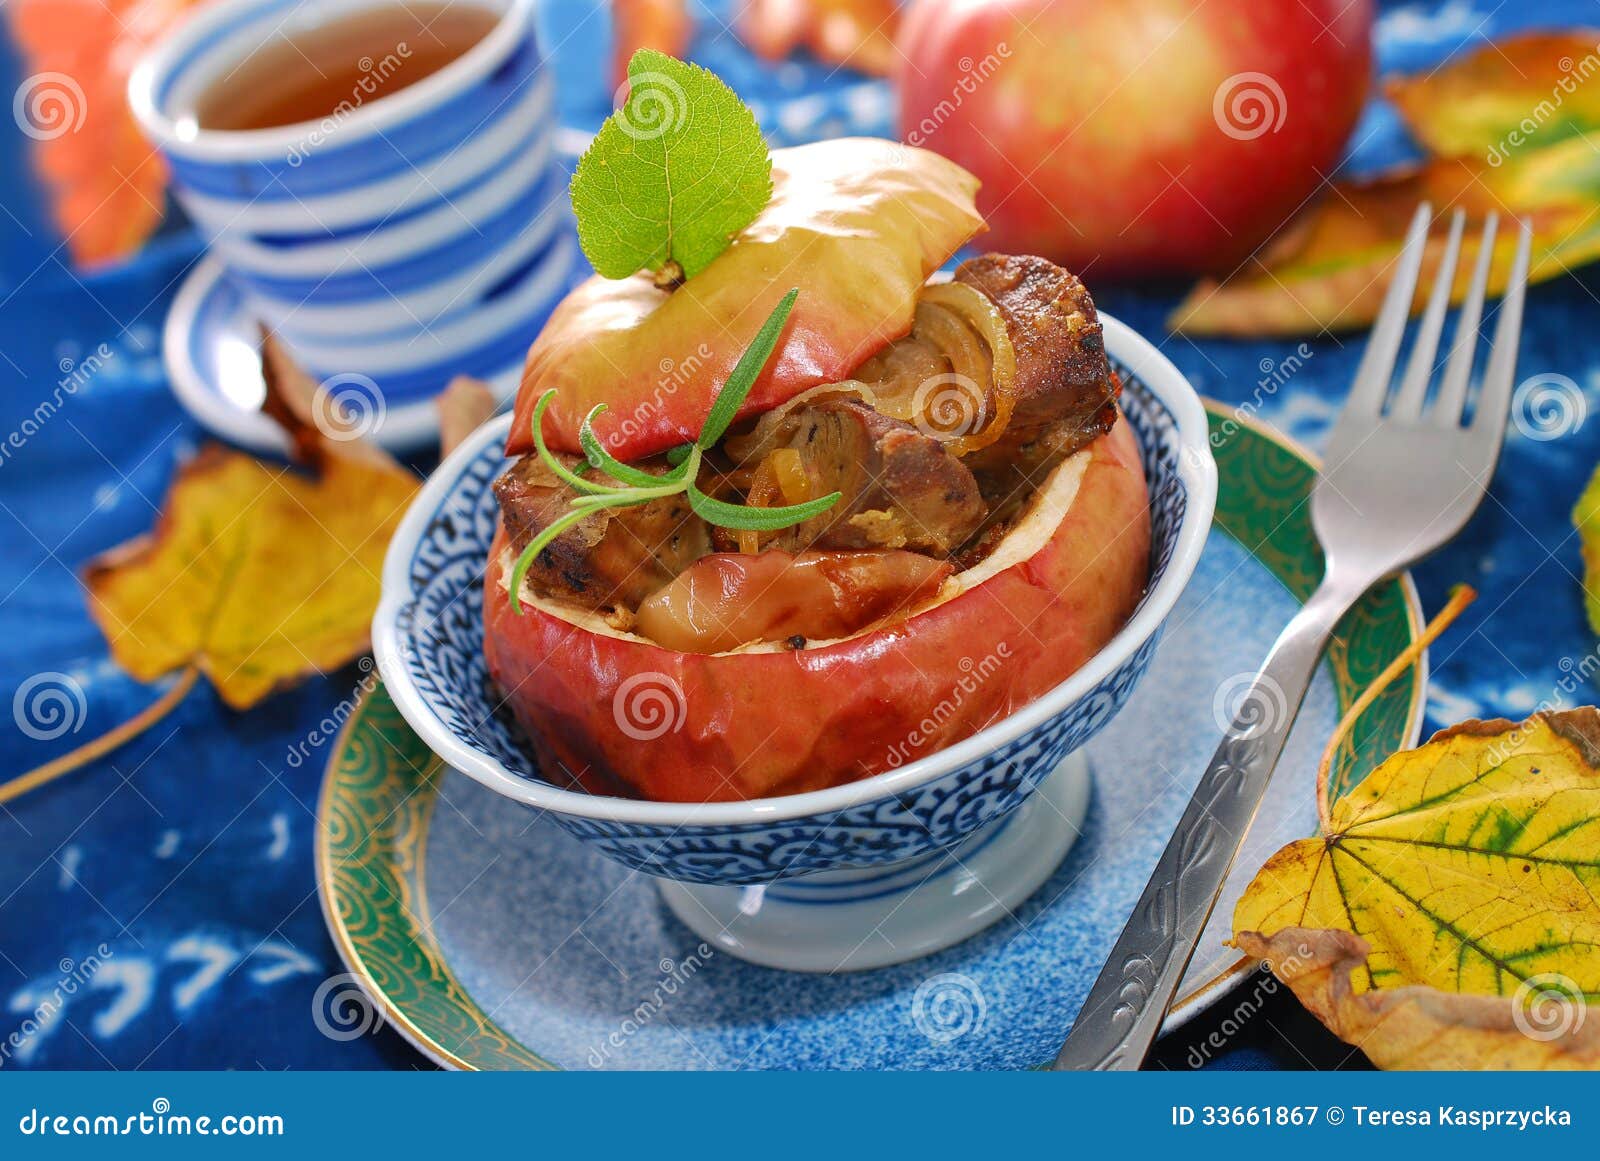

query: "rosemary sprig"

left=509, top=289, right=840, bottom=613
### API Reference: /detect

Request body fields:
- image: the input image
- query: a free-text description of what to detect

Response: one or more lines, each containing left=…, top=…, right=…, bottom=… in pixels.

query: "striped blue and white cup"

left=129, top=0, right=572, bottom=427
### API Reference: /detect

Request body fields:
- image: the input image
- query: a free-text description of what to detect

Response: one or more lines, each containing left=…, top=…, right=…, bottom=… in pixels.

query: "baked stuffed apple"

left=483, top=60, right=1150, bottom=803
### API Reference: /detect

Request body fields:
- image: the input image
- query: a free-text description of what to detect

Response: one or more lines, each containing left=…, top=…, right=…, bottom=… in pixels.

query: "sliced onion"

left=856, top=281, right=1017, bottom=457
left=723, top=381, right=876, bottom=466
left=736, top=447, right=811, bottom=554
left=738, top=460, right=778, bottom=554
left=918, top=281, right=1017, bottom=456
left=768, top=447, right=810, bottom=504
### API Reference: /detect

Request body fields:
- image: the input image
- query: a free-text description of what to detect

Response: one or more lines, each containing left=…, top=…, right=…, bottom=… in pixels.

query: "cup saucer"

left=163, top=251, right=579, bottom=454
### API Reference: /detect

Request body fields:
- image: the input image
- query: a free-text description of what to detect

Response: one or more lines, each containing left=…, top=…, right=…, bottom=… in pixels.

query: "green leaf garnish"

left=509, top=290, right=837, bottom=613
left=569, top=49, right=772, bottom=284
left=578, top=404, right=686, bottom=487
left=697, top=288, right=797, bottom=450
left=529, top=391, right=630, bottom=496
left=686, top=483, right=842, bottom=529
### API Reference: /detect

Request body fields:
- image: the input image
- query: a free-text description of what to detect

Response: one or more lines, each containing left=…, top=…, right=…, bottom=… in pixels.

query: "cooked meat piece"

left=854, top=253, right=1120, bottom=473
left=726, top=396, right=987, bottom=556
left=494, top=454, right=710, bottom=611
left=957, top=387, right=1121, bottom=570
left=634, top=548, right=954, bottom=653
left=974, top=387, right=1121, bottom=503
left=951, top=253, right=1119, bottom=471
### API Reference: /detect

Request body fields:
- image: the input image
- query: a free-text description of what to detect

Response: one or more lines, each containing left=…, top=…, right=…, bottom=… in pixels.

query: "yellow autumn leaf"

left=1573, top=464, right=1600, bottom=635
left=1171, top=145, right=1600, bottom=336
left=1238, top=928, right=1600, bottom=1070
left=1232, top=710, right=1600, bottom=1068
left=1385, top=31, right=1600, bottom=161
left=85, top=446, right=418, bottom=709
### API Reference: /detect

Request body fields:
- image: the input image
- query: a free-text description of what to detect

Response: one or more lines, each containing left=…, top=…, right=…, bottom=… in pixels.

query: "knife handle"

left=1052, top=574, right=1365, bottom=1071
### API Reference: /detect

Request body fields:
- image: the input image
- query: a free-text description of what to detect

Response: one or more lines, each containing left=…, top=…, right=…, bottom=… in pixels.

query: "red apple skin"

left=894, top=0, right=1373, bottom=278
left=484, top=416, right=1150, bottom=803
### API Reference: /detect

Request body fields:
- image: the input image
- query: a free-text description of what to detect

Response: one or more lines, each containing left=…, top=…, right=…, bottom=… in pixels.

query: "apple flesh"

left=894, top=0, right=1373, bottom=278
left=484, top=415, right=1151, bottom=803
left=508, top=138, right=982, bottom=463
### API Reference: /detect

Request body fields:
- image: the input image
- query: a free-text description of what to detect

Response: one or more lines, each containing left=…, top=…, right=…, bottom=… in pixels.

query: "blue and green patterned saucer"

left=315, top=403, right=1422, bottom=1070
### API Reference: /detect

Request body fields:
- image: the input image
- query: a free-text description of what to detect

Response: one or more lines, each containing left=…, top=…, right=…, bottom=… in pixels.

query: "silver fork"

left=1053, top=204, right=1533, bottom=1071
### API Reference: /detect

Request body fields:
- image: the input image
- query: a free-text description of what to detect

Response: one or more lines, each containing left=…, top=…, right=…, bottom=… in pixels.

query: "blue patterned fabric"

left=0, top=0, right=1595, bottom=1070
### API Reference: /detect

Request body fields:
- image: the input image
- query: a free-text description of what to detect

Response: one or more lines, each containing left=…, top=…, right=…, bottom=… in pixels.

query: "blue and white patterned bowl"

left=129, top=0, right=572, bottom=417
left=374, top=315, right=1215, bottom=967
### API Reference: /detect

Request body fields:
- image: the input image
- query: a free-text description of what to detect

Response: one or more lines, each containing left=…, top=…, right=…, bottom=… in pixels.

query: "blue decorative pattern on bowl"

left=374, top=315, right=1216, bottom=888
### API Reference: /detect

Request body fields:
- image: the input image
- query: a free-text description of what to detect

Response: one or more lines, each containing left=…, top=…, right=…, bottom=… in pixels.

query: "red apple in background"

left=895, top=0, right=1373, bottom=279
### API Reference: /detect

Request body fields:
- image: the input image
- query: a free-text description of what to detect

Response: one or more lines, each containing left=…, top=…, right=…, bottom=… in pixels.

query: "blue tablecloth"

left=1, top=0, right=1594, bottom=1070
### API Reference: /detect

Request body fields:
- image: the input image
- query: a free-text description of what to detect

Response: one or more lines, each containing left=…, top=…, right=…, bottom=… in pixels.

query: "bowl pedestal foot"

left=656, top=751, right=1091, bottom=973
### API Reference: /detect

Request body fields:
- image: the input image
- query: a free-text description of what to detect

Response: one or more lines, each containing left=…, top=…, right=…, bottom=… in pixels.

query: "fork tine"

left=1344, top=203, right=1433, bottom=416
left=1470, top=218, right=1534, bottom=446
left=1430, top=212, right=1499, bottom=427
left=1391, top=208, right=1465, bottom=421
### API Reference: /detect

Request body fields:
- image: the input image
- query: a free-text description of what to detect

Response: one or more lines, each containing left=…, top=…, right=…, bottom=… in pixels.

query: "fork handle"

left=1052, top=573, right=1369, bottom=1070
